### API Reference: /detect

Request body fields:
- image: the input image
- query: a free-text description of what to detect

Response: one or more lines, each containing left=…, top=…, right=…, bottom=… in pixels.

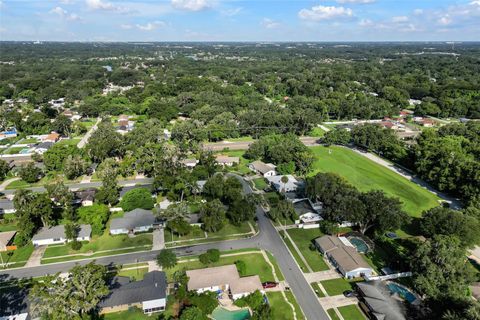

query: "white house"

left=34, top=142, right=54, bottom=154
left=248, top=160, right=276, bottom=177
left=32, top=224, right=91, bottom=246
left=181, top=158, right=199, bottom=168
left=110, top=209, right=156, bottom=235
left=215, top=155, right=240, bottom=167
left=265, top=175, right=299, bottom=193
left=99, top=271, right=167, bottom=315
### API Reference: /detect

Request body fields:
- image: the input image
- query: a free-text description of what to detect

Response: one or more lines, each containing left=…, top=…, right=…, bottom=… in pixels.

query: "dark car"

left=343, top=290, right=356, bottom=297
left=262, top=282, right=278, bottom=289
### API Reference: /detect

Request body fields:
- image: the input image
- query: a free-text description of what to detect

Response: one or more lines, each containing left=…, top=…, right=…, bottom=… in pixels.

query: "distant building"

left=110, top=209, right=156, bottom=235
left=265, top=175, right=300, bottom=193
left=315, top=235, right=373, bottom=279
left=186, top=265, right=263, bottom=300
left=248, top=160, right=276, bottom=177
left=0, top=199, right=15, bottom=214
left=34, top=142, right=54, bottom=154
left=0, top=129, right=17, bottom=140
left=356, top=280, right=407, bottom=320
left=73, top=188, right=97, bottom=207
left=32, top=224, right=91, bottom=246
left=42, top=132, right=60, bottom=143
left=99, top=271, right=167, bottom=315
left=181, top=158, right=199, bottom=168
left=0, top=231, right=16, bottom=252
left=215, top=155, right=240, bottom=167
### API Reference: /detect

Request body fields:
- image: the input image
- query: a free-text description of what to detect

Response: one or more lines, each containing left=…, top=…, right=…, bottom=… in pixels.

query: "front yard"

left=338, top=304, right=367, bottom=320
left=0, top=244, right=34, bottom=268
left=320, top=278, right=356, bottom=296
left=286, top=228, right=329, bottom=272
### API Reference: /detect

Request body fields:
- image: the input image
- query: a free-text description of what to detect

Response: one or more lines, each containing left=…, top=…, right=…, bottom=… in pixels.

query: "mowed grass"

left=267, top=292, right=303, bottom=320
left=0, top=243, right=34, bottom=268
left=309, top=146, right=440, bottom=217
left=286, top=228, right=329, bottom=272
left=214, top=150, right=251, bottom=175
left=102, top=307, right=151, bottom=320
left=253, top=177, right=268, bottom=190
left=327, top=309, right=341, bottom=320
left=117, top=267, right=148, bottom=281
left=338, top=304, right=367, bottom=320
left=320, top=278, right=355, bottom=296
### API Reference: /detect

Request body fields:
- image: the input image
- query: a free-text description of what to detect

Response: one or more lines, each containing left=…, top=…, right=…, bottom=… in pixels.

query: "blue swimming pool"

left=387, top=283, right=416, bottom=303
left=211, top=307, right=250, bottom=320
left=349, top=237, right=369, bottom=253
left=19, top=148, right=30, bottom=154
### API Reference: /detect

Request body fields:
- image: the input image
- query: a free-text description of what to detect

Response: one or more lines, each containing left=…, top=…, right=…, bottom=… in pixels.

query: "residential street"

left=0, top=174, right=329, bottom=320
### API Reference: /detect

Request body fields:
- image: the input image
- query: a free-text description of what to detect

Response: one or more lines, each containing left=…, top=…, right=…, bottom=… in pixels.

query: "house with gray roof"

left=99, top=271, right=167, bottom=315
left=265, top=174, right=301, bottom=193
left=249, top=160, right=276, bottom=177
left=110, top=209, right=156, bottom=235
left=357, top=281, right=407, bottom=320
left=0, top=199, right=15, bottom=214
left=34, top=142, right=54, bottom=154
left=32, top=224, right=91, bottom=246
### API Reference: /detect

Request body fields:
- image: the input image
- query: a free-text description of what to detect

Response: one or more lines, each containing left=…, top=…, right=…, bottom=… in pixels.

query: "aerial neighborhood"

left=0, top=38, right=479, bottom=320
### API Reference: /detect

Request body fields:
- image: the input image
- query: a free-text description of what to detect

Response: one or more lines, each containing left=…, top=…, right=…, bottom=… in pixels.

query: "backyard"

left=214, top=150, right=251, bottom=175
left=309, top=146, right=440, bottom=217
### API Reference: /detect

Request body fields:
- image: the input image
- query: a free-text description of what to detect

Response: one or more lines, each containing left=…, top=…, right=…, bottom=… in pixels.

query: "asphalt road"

left=0, top=175, right=328, bottom=320
left=204, top=136, right=321, bottom=151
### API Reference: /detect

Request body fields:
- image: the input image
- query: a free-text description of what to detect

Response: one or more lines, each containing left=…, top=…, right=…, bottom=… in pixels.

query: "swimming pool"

left=211, top=307, right=250, bottom=320
left=387, top=283, right=417, bottom=303
left=349, top=237, right=369, bottom=253
left=19, top=148, right=31, bottom=154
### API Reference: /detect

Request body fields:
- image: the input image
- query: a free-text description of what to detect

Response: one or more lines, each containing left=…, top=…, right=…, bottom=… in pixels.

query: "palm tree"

left=280, top=175, right=289, bottom=193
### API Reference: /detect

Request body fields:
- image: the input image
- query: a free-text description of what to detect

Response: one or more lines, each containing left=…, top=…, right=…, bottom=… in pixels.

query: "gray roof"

left=99, top=271, right=167, bottom=308
left=292, top=199, right=317, bottom=216
left=36, top=142, right=54, bottom=150
left=357, top=281, right=407, bottom=320
left=0, top=200, right=14, bottom=211
left=110, top=209, right=155, bottom=230
left=249, top=160, right=275, bottom=175
left=186, top=213, right=201, bottom=224
left=74, top=188, right=97, bottom=202
left=31, top=224, right=91, bottom=241
left=315, top=235, right=343, bottom=253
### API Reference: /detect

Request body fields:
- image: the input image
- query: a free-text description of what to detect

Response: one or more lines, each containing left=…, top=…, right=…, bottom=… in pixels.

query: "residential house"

left=34, top=142, right=54, bottom=154
left=42, top=132, right=60, bottom=143
left=99, top=271, right=167, bottom=315
left=292, top=199, right=323, bottom=229
left=186, top=265, right=263, bottom=300
left=265, top=175, right=300, bottom=193
left=0, top=231, right=16, bottom=252
left=248, top=160, right=276, bottom=177
left=420, top=118, right=435, bottom=127
left=0, top=129, right=17, bottom=141
left=181, top=158, right=199, bottom=169
left=215, top=155, right=240, bottom=167
left=73, top=188, right=97, bottom=207
left=356, top=281, right=407, bottom=320
left=117, top=115, right=134, bottom=134
left=32, top=224, right=91, bottom=246
left=110, top=209, right=156, bottom=235
left=185, top=213, right=202, bottom=227
left=315, top=235, right=373, bottom=279
left=0, top=199, right=15, bottom=214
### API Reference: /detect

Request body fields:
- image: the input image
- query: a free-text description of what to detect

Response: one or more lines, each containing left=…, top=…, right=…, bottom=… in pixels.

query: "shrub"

left=199, top=249, right=220, bottom=265
left=70, top=240, right=82, bottom=251
left=77, top=204, right=110, bottom=235
left=119, top=188, right=154, bottom=211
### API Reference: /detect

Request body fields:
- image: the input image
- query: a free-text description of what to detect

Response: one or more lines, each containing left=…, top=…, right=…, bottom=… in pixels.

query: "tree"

left=410, top=235, right=475, bottom=301
left=268, top=199, right=297, bottom=223
left=156, top=249, right=177, bottom=269
left=45, top=178, right=75, bottom=220
left=322, top=128, right=351, bottom=146
left=0, top=159, right=9, bottom=181
left=18, top=162, right=42, bottom=183
left=280, top=175, right=289, bottom=193
left=180, top=306, right=208, bottom=320
left=29, top=262, right=109, bottom=319
left=44, top=144, right=79, bottom=171
left=86, top=121, right=123, bottom=162
left=77, top=204, right=110, bottom=235
left=96, top=158, right=119, bottom=205
left=119, top=187, right=154, bottom=211
left=63, top=155, right=88, bottom=180
left=199, top=249, right=220, bottom=265
left=420, top=206, right=480, bottom=248
left=52, top=115, right=72, bottom=136
left=200, top=199, right=226, bottom=232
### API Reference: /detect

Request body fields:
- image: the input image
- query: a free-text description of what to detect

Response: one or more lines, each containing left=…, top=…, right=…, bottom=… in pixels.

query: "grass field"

left=286, top=228, right=329, bottom=272
left=214, top=150, right=251, bottom=175
left=338, top=304, right=367, bottom=320
left=253, top=177, right=268, bottom=190
left=117, top=267, right=148, bottom=281
left=320, top=278, right=355, bottom=296
left=311, top=282, right=325, bottom=297
left=56, top=138, right=81, bottom=146
left=327, top=309, right=341, bottom=320
left=0, top=244, right=34, bottom=268
left=309, top=146, right=440, bottom=217
left=267, top=291, right=304, bottom=320
left=0, top=213, right=17, bottom=232
left=308, top=127, right=326, bottom=137
left=102, top=307, right=151, bottom=320
left=282, top=231, right=310, bottom=272
left=164, top=250, right=275, bottom=282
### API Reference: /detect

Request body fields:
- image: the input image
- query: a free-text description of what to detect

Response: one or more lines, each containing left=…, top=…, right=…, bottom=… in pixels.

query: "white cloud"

left=135, top=21, right=165, bottom=31
left=298, top=5, right=353, bottom=21
left=438, top=15, right=452, bottom=25
left=261, top=18, right=280, bottom=29
left=413, top=9, right=423, bottom=15
left=50, top=6, right=82, bottom=21
left=392, top=16, right=409, bottom=23
left=85, top=0, right=130, bottom=13
left=470, top=0, right=480, bottom=6
left=59, top=0, right=74, bottom=4
left=171, top=0, right=213, bottom=11
left=120, top=24, right=133, bottom=29
left=221, top=7, right=242, bottom=17
left=359, top=18, right=373, bottom=27
left=336, top=0, right=374, bottom=4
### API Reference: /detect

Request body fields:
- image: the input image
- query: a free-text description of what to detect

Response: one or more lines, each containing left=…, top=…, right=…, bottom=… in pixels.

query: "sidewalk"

left=0, top=178, right=20, bottom=191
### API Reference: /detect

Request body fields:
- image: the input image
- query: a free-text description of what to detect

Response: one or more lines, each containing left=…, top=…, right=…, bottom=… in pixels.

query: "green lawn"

left=102, top=307, right=152, bottom=320
left=0, top=244, right=34, bottom=268
left=327, top=309, right=341, bottom=320
left=266, top=251, right=285, bottom=281
left=308, top=127, right=326, bottom=137
left=286, top=228, right=329, bottom=272
left=320, top=278, right=355, bottom=296
left=285, top=291, right=305, bottom=320
left=164, top=250, right=275, bottom=283
left=19, top=138, right=39, bottom=144
left=42, top=247, right=151, bottom=264
left=42, top=232, right=152, bottom=259
left=253, top=177, right=268, bottom=190
left=0, top=214, right=17, bottom=232
left=165, top=222, right=253, bottom=245
left=4, top=147, right=24, bottom=155
left=338, top=305, right=367, bottom=320
left=267, top=292, right=297, bottom=320
left=56, top=138, right=81, bottom=146
left=311, top=282, right=325, bottom=297
left=309, top=146, right=440, bottom=217
left=282, top=231, right=310, bottom=272
left=117, top=267, right=148, bottom=281
left=215, top=150, right=251, bottom=175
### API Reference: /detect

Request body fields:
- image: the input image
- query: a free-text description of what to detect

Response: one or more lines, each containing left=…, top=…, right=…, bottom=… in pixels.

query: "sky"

left=0, top=0, right=479, bottom=41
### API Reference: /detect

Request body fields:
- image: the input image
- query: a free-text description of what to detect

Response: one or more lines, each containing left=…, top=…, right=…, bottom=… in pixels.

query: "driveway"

left=318, top=295, right=358, bottom=309
left=152, top=228, right=165, bottom=251
left=24, top=246, right=47, bottom=268
left=304, top=270, right=341, bottom=283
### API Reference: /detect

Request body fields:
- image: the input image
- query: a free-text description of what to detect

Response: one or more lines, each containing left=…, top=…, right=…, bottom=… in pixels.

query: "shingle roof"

left=99, top=271, right=167, bottom=308
left=357, top=281, right=407, bottom=320
left=31, top=224, right=91, bottom=241
left=110, top=209, right=155, bottom=230
left=328, top=245, right=371, bottom=272
left=187, top=265, right=239, bottom=291
left=36, top=142, right=54, bottom=150
left=0, top=231, right=16, bottom=248
left=249, top=160, right=275, bottom=174
left=230, top=275, right=263, bottom=295
left=315, top=235, right=343, bottom=253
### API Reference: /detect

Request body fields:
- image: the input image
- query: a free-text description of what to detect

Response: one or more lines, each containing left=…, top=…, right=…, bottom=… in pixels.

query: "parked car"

left=343, top=290, right=356, bottom=297
left=262, top=282, right=278, bottom=289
